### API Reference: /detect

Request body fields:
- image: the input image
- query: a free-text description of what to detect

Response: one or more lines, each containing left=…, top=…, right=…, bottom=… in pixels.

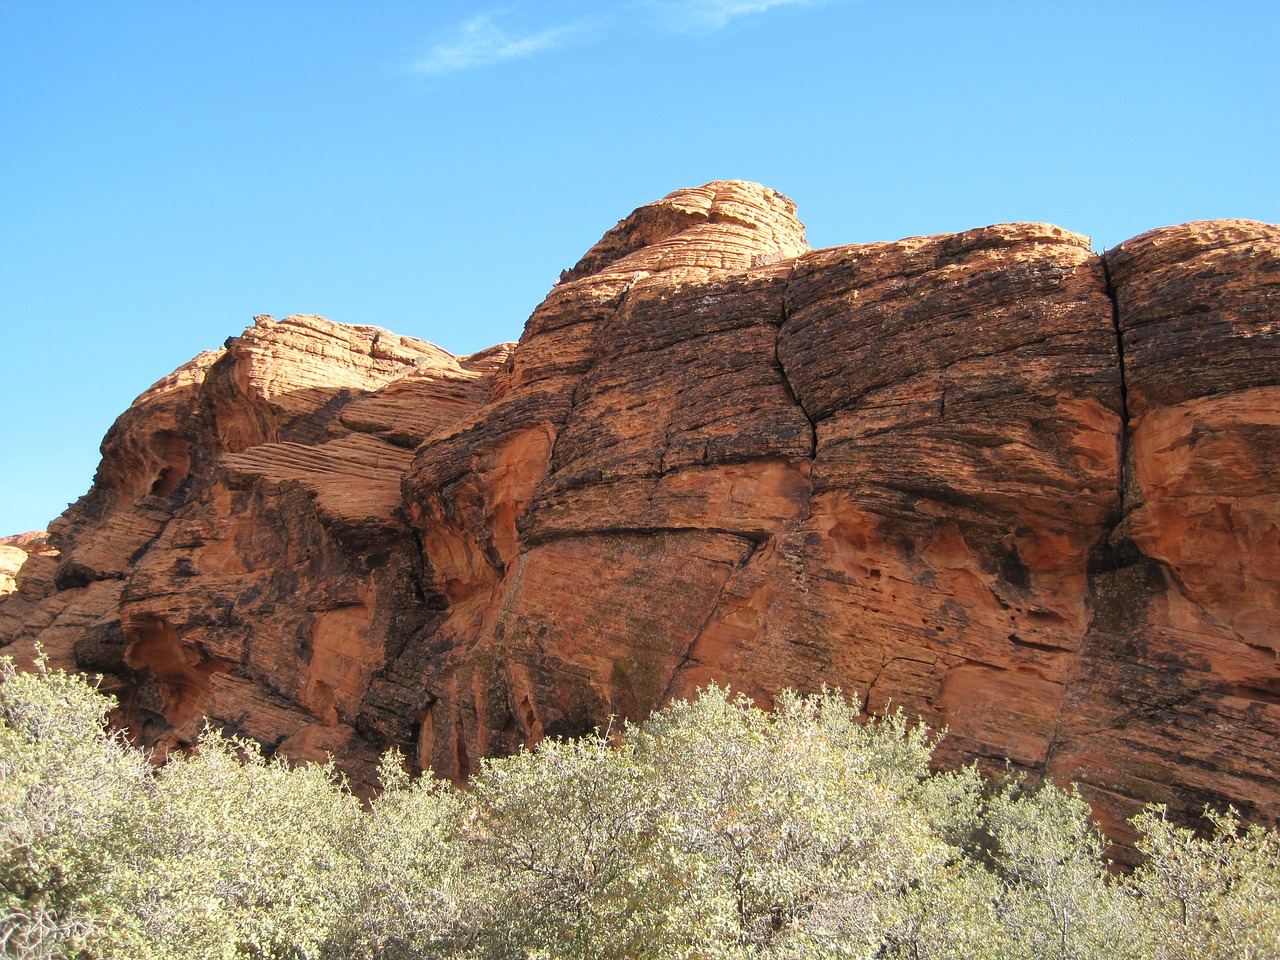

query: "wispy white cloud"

left=411, top=1, right=832, bottom=76
left=411, top=13, right=581, bottom=75
left=647, top=0, right=827, bottom=33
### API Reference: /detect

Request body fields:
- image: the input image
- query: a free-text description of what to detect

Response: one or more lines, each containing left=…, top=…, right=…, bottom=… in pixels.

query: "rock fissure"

left=1100, top=251, right=1132, bottom=517
left=2, top=182, right=1277, bottom=837
left=774, top=290, right=818, bottom=458
left=658, top=421, right=675, bottom=475
left=541, top=282, right=640, bottom=480
left=869, top=654, right=938, bottom=686
left=1040, top=646, right=1087, bottom=784
left=657, top=534, right=764, bottom=704
left=1006, top=633, right=1073, bottom=654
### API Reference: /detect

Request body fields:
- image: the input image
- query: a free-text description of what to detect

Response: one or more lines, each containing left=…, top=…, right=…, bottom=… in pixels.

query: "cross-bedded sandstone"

left=2, top=184, right=1276, bottom=848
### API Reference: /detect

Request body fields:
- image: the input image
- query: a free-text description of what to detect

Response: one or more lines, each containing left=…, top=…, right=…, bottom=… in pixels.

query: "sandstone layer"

left=2, top=181, right=1277, bottom=846
left=0, top=532, right=55, bottom=598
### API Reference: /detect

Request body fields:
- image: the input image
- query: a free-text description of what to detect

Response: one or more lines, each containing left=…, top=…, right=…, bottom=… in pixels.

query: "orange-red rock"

left=0, top=532, right=54, bottom=598
left=1, top=184, right=1276, bottom=843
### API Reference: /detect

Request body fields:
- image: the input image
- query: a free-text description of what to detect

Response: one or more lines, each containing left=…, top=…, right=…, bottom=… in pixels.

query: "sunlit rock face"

left=2, top=181, right=1277, bottom=843
left=0, top=531, right=55, bottom=599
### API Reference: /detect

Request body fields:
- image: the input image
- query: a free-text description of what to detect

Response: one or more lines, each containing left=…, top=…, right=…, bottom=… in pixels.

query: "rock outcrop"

left=0, top=532, right=55, bottom=598
left=2, top=181, right=1277, bottom=845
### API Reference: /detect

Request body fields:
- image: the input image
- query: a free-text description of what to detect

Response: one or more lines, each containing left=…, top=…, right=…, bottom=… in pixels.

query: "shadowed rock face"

left=3, top=181, right=1277, bottom=845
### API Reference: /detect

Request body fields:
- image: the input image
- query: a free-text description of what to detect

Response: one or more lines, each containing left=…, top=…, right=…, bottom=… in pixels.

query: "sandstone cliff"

left=2, top=181, right=1277, bottom=844
left=0, top=532, right=55, bottom=598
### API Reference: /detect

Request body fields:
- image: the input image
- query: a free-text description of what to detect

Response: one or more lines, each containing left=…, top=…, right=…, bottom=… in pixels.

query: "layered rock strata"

left=0, top=532, right=55, bottom=598
left=2, top=182, right=1277, bottom=843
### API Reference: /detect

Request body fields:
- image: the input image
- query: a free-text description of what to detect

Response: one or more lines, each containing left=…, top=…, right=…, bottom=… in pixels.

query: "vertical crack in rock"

left=774, top=284, right=818, bottom=459
left=1040, top=668, right=1075, bottom=780
left=124, top=509, right=179, bottom=569
left=1044, top=252, right=1140, bottom=779
left=1100, top=251, right=1132, bottom=516
left=543, top=278, right=640, bottom=478
left=658, top=533, right=763, bottom=703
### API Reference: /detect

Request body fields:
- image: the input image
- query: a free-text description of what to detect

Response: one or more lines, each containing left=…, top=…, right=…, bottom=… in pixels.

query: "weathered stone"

left=1, top=185, right=1276, bottom=843
left=0, top=313, right=506, bottom=791
left=0, top=531, right=54, bottom=597
left=1043, top=221, right=1280, bottom=841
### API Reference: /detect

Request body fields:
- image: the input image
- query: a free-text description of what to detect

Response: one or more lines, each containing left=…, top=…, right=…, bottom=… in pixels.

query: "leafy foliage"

left=98, top=729, right=362, bottom=959
left=3, top=660, right=1279, bottom=959
left=1127, top=806, right=1280, bottom=959
left=0, top=658, right=152, bottom=957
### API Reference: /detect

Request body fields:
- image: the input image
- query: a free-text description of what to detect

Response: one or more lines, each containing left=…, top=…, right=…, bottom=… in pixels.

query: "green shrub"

left=97, top=728, right=362, bottom=960
left=1127, top=805, right=1280, bottom=960
left=329, top=751, right=466, bottom=959
left=0, top=658, right=152, bottom=958
left=3, top=659, right=1280, bottom=959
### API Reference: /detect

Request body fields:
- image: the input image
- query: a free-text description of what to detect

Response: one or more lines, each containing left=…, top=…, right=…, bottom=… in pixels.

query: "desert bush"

left=628, top=686, right=977, bottom=957
left=982, top=780, right=1137, bottom=960
left=460, top=729, right=683, bottom=960
left=0, top=658, right=151, bottom=958
left=4, top=659, right=1280, bottom=959
left=327, top=751, right=466, bottom=960
left=94, top=727, right=362, bottom=960
left=1126, top=805, right=1280, bottom=960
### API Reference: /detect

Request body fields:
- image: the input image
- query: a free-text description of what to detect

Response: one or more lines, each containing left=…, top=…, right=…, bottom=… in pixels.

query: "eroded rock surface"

left=2, top=182, right=1276, bottom=840
left=0, top=531, right=55, bottom=598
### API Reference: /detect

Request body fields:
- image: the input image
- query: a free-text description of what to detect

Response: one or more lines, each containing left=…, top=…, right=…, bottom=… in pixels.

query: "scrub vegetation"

left=3, top=658, right=1278, bottom=959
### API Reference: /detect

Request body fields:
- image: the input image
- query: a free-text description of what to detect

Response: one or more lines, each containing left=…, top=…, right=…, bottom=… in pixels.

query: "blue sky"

left=2, top=1, right=1277, bottom=536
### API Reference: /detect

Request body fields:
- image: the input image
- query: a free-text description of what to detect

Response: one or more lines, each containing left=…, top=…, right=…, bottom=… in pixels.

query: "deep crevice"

left=126, top=513, right=178, bottom=568
left=775, top=287, right=818, bottom=459
left=1007, top=633, right=1073, bottom=654
left=1100, top=252, right=1132, bottom=515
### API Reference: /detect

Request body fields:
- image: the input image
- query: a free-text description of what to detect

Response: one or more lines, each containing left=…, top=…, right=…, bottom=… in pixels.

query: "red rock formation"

left=1045, top=221, right=1280, bottom=840
left=0, top=531, right=56, bottom=600
left=0, top=532, right=60, bottom=675
left=0, top=314, right=511, bottom=785
left=2, top=183, right=1277, bottom=842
